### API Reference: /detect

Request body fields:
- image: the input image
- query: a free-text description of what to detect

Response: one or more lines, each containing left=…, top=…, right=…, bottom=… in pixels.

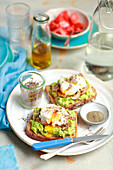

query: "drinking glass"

left=84, top=0, right=113, bottom=81
left=6, top=3, right=31, bottom=57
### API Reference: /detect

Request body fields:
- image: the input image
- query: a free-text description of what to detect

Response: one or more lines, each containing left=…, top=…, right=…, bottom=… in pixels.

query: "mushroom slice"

left=71, top=90, right=80, bottom=100
left=80, top=84, right=88, bottom=95
left=62, top=122, right=71, bottom=130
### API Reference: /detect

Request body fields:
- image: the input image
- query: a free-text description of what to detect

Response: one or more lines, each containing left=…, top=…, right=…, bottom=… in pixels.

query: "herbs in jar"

left=19, top=71, right=45, bottom=109
left=21, top=81, right=43, bottom=107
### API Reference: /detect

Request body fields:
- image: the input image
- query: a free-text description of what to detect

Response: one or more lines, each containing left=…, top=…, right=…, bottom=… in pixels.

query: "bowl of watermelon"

left=46, top=8, right=90, bottom=40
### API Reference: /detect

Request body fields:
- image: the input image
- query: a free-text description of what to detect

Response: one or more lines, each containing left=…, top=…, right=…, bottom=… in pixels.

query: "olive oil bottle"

left=32, top=42, right=51, bottom=69
left=31, top=13, right=51, bottom=69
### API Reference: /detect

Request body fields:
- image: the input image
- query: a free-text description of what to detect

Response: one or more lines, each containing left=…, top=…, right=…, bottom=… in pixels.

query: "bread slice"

left=26, top=107, right=77, bottom=141
left=45, top=73, right=97, bottom=110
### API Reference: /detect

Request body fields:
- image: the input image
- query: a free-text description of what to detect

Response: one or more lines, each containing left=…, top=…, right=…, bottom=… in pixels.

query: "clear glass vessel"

left=18, top=71, right=45, bottom=109
left=84, top=0, right=113, bottom=81
left=31, top=13, right=51, bottom=69
left=6, top=3, right=31, bottom=57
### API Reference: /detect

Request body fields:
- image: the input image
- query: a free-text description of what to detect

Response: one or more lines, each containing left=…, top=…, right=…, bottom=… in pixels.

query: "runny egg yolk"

left=47, top=112, right=61, bottom=125
left=51, top=113, right=61, bottom=124
left=44, top=125, right=56, bottom=137
left=44, top=113, right=61, bottom=137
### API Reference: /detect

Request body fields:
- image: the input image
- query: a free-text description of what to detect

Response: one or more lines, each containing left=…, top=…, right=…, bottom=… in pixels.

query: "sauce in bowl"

left=86, top=111, right=104, bottom=123
left=80, top=102, right=109, bottom=125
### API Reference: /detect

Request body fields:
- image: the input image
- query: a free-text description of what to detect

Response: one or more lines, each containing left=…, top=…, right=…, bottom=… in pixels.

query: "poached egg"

left=39, top=104, right=69, bottom=126
left=59, top=74, right=86, bottom=96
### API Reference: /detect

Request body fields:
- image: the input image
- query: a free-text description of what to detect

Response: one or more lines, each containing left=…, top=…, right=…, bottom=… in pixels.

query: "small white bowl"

left=46, top=8, right=90, bottom=40
left=80, top=102, right=109, bottom=125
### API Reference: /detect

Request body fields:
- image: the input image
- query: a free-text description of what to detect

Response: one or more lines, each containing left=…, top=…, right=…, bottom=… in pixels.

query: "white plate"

left=6, top=69, right=113, bottom=156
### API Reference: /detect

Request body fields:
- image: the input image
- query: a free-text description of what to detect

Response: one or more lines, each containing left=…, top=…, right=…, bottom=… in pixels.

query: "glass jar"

left=84, top=0, right=113, bottom=81
left=31, top=13, right=51, bottom=69
left=18, top=71, right=45, bottom=109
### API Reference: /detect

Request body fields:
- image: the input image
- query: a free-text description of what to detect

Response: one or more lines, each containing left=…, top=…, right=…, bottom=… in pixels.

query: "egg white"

left=39, top=104, right=69, bottom=126
left=59, top=74, right=86, bottom=95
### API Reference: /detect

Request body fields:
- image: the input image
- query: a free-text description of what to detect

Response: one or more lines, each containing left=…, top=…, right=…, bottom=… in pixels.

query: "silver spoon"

left=64, top=31, right=74, bottom=46
left=64, top=31, right=77, bottom=46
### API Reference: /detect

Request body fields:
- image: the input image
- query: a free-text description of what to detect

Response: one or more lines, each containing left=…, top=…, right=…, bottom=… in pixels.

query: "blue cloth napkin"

left=0, top=144, right=20, bottom=170
left=0, top=27, right=36, bottom=130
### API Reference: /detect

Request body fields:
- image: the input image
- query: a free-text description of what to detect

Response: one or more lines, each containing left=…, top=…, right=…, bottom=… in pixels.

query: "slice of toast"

left=26, top=107, right=77, bottom=141
left=45, top=73, right=97, bottom=110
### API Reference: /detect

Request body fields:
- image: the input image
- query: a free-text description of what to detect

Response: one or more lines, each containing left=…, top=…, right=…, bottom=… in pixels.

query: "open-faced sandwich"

left=26, top=104, right=77, bottom=141
left=45, top=73, right=97, bottom=110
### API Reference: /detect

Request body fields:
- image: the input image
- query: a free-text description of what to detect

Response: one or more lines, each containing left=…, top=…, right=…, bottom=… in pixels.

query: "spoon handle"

left=64, top=34, right=72, bottom=46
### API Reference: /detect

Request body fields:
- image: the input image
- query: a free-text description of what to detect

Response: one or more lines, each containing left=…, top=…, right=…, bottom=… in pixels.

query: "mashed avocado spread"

left=50, top=80, right=95, bottom=107
left=30, top=108, right=76, bottom=138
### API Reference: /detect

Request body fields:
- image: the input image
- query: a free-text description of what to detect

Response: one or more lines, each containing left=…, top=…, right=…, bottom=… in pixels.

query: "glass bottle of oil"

left=31, top=13, right=51, bottom=69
